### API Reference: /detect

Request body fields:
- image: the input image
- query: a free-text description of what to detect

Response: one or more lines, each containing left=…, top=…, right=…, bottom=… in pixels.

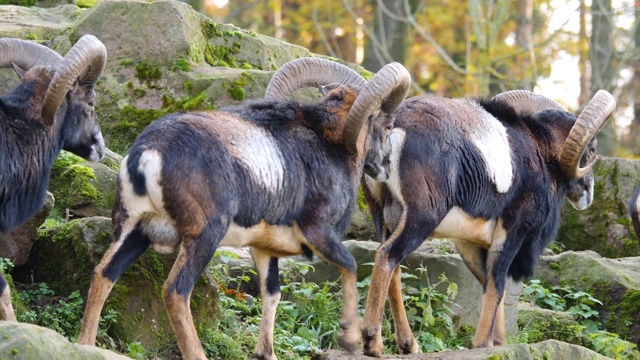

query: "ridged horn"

left=492, top=90, right=567, bottom=115
left=342, top=62, right=411, bottom=154
left=41, top=34, right=107, bottom=126
left=265, top=57, right=367, bottom=100
left=0, top=38, right=62, bottom=71
left=559, top=90, right=616, bottom=179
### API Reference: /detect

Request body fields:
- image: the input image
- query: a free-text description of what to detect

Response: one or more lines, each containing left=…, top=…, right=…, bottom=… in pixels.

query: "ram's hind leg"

left=163, top=220, right=225, bottom=360
left=78, top=219, right=150, bottom=345
left=0, top=274, right=16, bottom=321
left=251, top=248, right=279, bottom=360
left=388, top=265, right=419, bottom=354
left=305, top=226, right=360, bottom=353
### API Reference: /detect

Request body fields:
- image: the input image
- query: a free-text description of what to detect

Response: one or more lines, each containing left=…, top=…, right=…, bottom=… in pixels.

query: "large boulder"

left=26, top=216, right=219, bottom=350
left=324, top=339, right=608, bottom=359
left=0, top=192, right=54, bottom=266
left=0, top=322, right=129, bottom=360
left=536, top=250, right=640, bottom=346
left=48, top=152, right=118, bottom=219
left=557, top=156, right=640, bottom=258
left=0, top=0, right=370, bottom=155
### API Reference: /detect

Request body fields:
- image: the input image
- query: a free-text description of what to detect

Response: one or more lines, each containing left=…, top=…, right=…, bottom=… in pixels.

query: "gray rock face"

left=324, top=339, right=609, bottom=359
left=0, top=322, right=130, bottom=360
left=0, top=192, right=54, bottom=266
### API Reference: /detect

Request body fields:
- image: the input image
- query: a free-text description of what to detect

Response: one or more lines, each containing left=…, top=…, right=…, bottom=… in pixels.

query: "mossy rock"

left=48, top=151, right=117, bottom=218
left=0, top=322, right=129, bottom=359
left=324, top=339, right=609, bottom=359
left=0, top=0, right=374, bottom=157
left=557, top=156, right=640, bottom=258
left=536, top=251, right=640, bottom=346
left=517, top=303, right=579, bottom=344
left=0, top=4, right=82, bottom=41
left=27, top=217, right=220, bottom=351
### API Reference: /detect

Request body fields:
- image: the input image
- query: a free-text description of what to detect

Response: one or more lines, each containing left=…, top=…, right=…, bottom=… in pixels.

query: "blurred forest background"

left=182, top=0, right=639, bottom=158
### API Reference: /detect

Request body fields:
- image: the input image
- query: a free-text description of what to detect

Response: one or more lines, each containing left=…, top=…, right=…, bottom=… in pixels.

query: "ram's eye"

left=385, top=126, right=392, bottom=135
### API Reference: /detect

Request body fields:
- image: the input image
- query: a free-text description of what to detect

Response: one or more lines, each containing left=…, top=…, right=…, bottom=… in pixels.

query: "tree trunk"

left=362, top=0, right=414, bottom=71
left=578, top=0, right=590, bottom=107
left=515, top=0, right=533, bottom=90
left=591, top=0, right=616, bottom=156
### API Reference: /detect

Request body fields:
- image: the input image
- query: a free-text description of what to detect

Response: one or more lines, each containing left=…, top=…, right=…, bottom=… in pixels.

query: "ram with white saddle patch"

left=359, top=90, right=616, bottom=356
left=77, top=57, right=412, bottom=360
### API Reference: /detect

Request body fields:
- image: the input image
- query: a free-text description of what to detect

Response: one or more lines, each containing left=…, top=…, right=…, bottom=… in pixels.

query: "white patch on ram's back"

left=226, top=119, right=285, bottom=193
left=120, top=151, right=179, bottom=254
left=458, top=99, right=513, bottom=193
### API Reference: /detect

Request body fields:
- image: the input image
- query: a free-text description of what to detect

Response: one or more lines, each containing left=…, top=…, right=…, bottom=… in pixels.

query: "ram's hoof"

left=396, top=335, right=420, bottom=354
left=361, top=326, right=383, bottom=358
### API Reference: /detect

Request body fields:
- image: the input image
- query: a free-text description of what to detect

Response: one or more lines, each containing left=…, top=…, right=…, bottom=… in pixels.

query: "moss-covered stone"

left=0, top=322, right=129, bottom=359
left=28, top=217, right=219, bottom=351
left=557, top=157, right=640, bottom=258
left=48, top=152, right=117, bottom=218
left=536, top=251, right=640, bottom=346
left=517, top=303, right=579, bottom=344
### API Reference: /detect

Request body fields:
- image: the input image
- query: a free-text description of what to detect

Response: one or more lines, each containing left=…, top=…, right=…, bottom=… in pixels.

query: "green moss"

left=549, top=261, right=562, bottom=271
left=183, top=81, right=193, bottom=94
left=132, top=88, right=147, bottom=98
left=25, top=32, right=38, bottom=40
left=225, top=72, right=252, bottom=101
left=173, top=57, right=192, bottom=72
left=204, top=41, right=242, bottom=68
left=102, top=88, right=215, bottom=154
left=361, top=69, right=375, bottom=81
left=50, top=159, right=101, bottom=217
left=120, top=58, right=134, bottom=67
left=76, top=0, right=97, bottom=8
left=135, top=61, right=162, bottom=87
left=487, top=355, right=503, bottom=360
left=201, top=20, right=223, bottom=38
left=188, top=42, right=202, bottom=64
left=357, top=186, right=368, bottom=212
left=543, top=350, right=551, bottom=360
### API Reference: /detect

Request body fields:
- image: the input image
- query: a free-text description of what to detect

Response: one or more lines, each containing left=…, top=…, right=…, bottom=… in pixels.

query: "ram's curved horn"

left=41, top=35, right=107, bottom=125
left=265, top=58, right=367, bottom=100
left=0, top=38, right=62, bottom=71
left=559, top=90, right=616, bottom=179
left=342, top=62, right=411, bottom=153
left=492, top=90, right=567, bottom=115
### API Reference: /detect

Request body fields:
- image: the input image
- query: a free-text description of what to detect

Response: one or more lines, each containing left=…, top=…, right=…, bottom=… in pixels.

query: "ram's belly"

left=432, top=207, right=498, bottom=248
left=220, top=220, right=308, bottom=257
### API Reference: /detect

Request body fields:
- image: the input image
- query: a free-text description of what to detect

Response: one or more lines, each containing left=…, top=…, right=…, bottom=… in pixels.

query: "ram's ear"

left=12, top=62, right=26, bottom=78
left=318, top=82, right=342, bottom=97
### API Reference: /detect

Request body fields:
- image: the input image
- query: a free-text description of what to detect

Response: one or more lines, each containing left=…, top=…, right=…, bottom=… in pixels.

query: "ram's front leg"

left=251, top=248, right=280, bottom=360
